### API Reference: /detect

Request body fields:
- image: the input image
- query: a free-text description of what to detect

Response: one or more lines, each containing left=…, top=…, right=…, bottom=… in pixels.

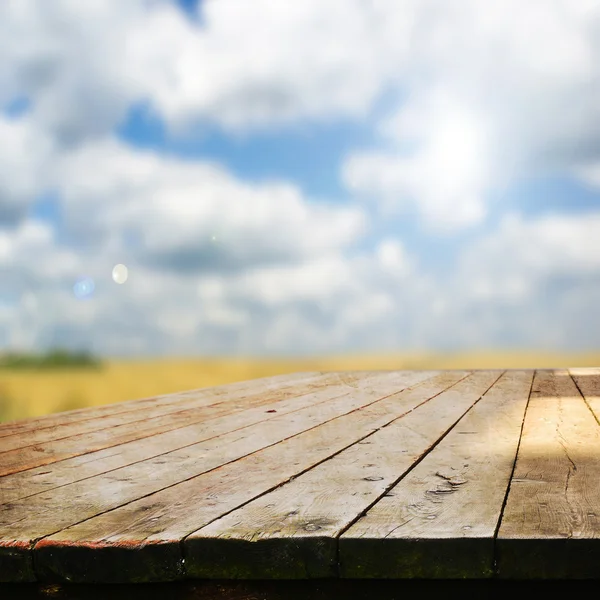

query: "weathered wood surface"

left=496, top=369, right=600, bottom=578
left=0, top=372, right=334, bottom=465
left=1, top=370, right=439, bottom=581
left=0, top=374, right=370, bottom=478
left=339, top=370, right=532, bottom=578
left=1, top=368, right=600, bottom=584
left=0, top=372, right=324, bottom=439
left=185, top=370, right=485, bottom=579
left=0, top=372, right=370, bottom=501
left=31, top=371, right=439, bottom=583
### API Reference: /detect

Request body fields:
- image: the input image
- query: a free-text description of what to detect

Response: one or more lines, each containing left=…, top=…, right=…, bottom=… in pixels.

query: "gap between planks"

left=1, top=370, right=441, bottom=582
left=0, top=371, right=374, bottom=477
left=0, top=372, right=326, bottom=438
left=26, top=371, right=464, bottom=582
left=3, top=369, right=599, bottom=583
left=185, top=369, right=507, bottom=579
left=0, top=372, right=328, bottom=451
left=495, top=368, right=600, bottom=578
left=0, top=371, right=415, bottom=498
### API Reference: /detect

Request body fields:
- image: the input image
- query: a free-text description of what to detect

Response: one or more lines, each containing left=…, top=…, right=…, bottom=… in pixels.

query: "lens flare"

left=73, top=277, right=95, bottom=299
left=112, top=264, right=128, bottom=284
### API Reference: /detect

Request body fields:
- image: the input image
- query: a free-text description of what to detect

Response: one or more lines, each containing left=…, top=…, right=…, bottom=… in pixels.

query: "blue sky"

left=1, top=0, right=600, bottom=357
left=117, top=101, right=379, bottom=199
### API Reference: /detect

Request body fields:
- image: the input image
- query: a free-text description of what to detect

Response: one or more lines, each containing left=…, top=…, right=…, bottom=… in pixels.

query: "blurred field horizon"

left=1, top=349, right=599, bottom=424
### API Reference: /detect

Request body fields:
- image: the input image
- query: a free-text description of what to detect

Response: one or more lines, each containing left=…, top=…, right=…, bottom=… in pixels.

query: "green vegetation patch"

left=0, top=348, right=104, bottom=370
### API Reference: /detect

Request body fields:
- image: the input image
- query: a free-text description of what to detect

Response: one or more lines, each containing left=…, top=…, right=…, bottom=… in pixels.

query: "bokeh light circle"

left=73, top=277, right=95, bottom=299
left=112, top=264, right=128, bottom=284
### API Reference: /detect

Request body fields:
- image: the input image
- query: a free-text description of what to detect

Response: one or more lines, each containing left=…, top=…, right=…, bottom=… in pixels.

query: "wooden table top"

left=1, top=368, right=599, bottom=585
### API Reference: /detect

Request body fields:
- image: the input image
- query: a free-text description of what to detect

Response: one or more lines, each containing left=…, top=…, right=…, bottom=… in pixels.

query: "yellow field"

left=1, top=351, right=599, bottom=423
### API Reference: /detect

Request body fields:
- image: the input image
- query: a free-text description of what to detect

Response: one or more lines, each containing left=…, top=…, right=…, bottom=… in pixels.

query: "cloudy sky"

left=1, top=0, right=600, bottom=358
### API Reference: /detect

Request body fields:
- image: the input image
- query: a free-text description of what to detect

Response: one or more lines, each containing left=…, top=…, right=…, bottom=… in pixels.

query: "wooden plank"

left=183, top=370, right=504, bottom=579
left=0, top=373, right=330, bottom=454
left=496, top=369, right=600, bottom=578
left=0, top=372, right=363, bottom=477
left=0, top=372, right=323, bottom=439
left=28, top=371, right=457, bottom=583
left=339, top=369, right=532, bottom=578
left=0, top=372, right=323, bottom=437
left=0, top=370, right=440, bottom=582
left=569, top=367, right=600, bottom=423
left=0, top=372, right=382, bottom=500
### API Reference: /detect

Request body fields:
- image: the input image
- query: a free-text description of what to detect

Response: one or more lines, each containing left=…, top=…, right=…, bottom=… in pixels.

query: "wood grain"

left=183, top=370, right=501, bottom=579
left=4, top=368, right=600, bottom=585
left=0, top=372, right=324, bottom=438
left=496, top=369, right=600, bottom=578
left=0, top=373, right=328, bottom=454
left=1, top=370, right=438, bottom=582
left=569, top=367, right=600, bottom=424
left=0, top=372, right=379, bottom=502
left=339, top=370, right=531, bottom=578
left=0, top=372, right=363, bottom=478
left=29, top=371, right=448, bottom=583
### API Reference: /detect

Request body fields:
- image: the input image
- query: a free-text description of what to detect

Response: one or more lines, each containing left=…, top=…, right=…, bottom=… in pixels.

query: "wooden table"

left=1, top=368, right=600, bottom=597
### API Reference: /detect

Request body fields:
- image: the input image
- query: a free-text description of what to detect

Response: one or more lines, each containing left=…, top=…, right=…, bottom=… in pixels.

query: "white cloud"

left=139, top=0, right=414, bottom=132
left=0, top=117, right=54, bottom=222
left=573, top=162, right=600, bottom=189
left=237, top=255, right=356, bottom=307
left=3, top=202, right=600, bottom=355
left=342, top=0, right=600, bottom=229
left=0, top=220, right=81, bottom=282
left=435, top=211, right=600, bottom=349
left=2, top=0, right=599, bottom=147
left=3, top=0, right=599, bottom=193
left=462, top=212, right=600, bottom=282
left=0, top=129, right=383, bottom=356
left=344, top=101, right=491, bottom=229
left=49, top=136, right=367, bottom=273
left=0, top=187, right=419, bottom=356
left=0, top=0, right=413, bottom=141
left=0, top=0, right=171, bottom=144
left=376, top=239, right=411, bottom=275
left=1, top=0, right=600, bottom=357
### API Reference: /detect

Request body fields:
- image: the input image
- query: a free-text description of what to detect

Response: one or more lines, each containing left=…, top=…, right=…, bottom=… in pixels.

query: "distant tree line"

left=0, top=348, right=103, bottom=370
